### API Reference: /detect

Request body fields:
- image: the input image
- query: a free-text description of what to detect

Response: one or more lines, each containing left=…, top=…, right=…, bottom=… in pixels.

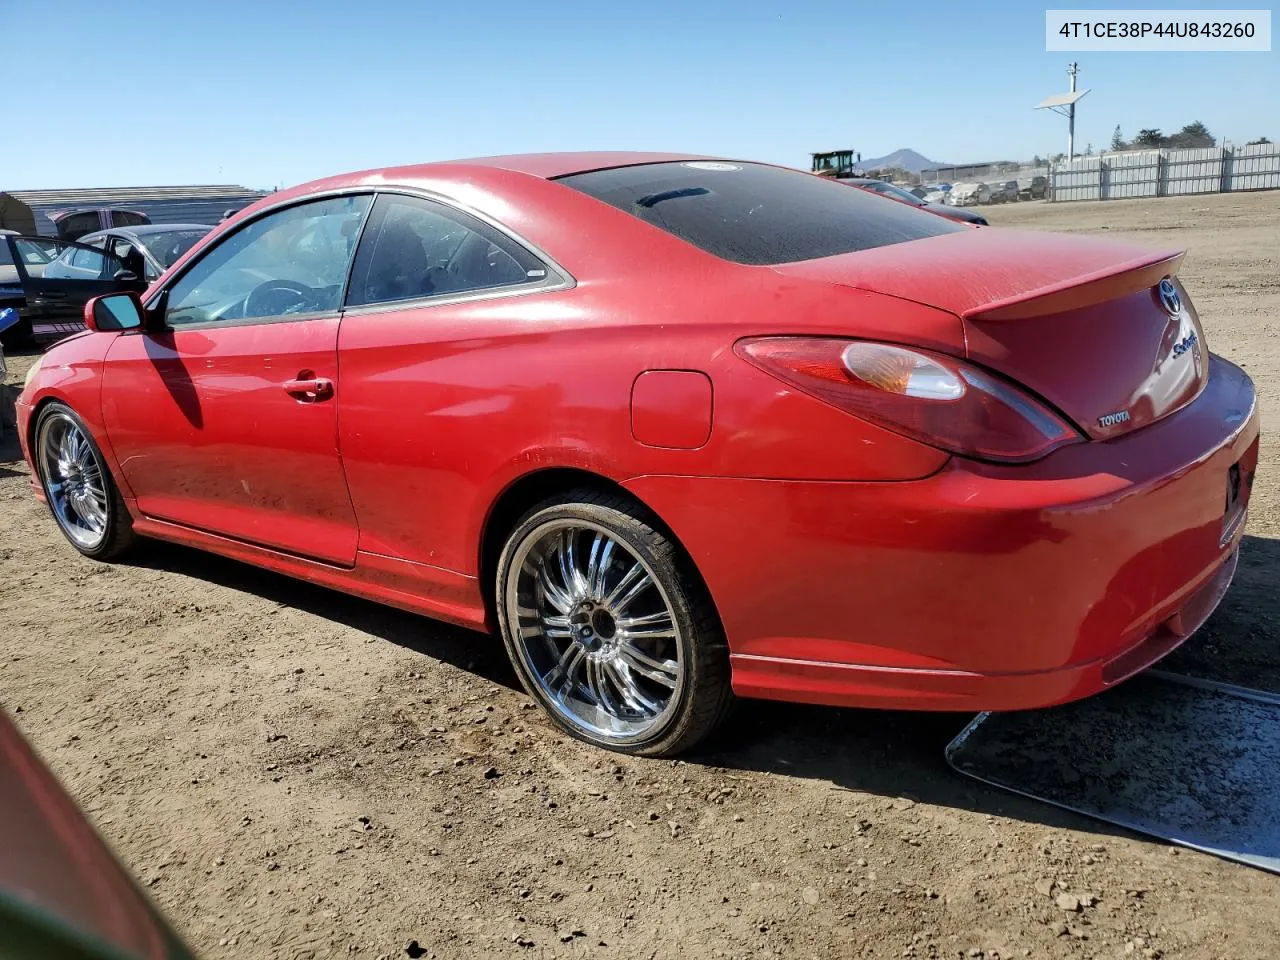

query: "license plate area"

left=1220, top=461, right=1246, bottom=546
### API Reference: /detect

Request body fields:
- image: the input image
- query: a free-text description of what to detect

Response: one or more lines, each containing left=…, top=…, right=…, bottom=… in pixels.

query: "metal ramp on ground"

left=946, top=671, right=1280, bottom=874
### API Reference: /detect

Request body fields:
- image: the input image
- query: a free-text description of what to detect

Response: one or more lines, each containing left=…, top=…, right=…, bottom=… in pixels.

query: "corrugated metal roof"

left=2, top=185, right=267, bottom=204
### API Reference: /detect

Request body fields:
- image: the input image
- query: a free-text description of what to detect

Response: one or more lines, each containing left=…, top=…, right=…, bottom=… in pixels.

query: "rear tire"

left=33, top=402, right=136, bottom=561
left=495, top=489, right=733, bottom=757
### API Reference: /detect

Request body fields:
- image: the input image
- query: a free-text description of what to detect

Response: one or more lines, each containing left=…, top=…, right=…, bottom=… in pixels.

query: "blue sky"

left=2, top=0, right=1276, bottom=189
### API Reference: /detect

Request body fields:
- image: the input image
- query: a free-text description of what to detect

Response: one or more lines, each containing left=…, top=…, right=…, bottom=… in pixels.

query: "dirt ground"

left=2, top=190, right=1278, bottom=960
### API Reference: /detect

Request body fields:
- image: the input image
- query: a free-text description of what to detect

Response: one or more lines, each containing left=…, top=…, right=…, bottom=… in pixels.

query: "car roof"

left=153, top=153, right=801, bottom=283
left=48, top=208, right=147, bottom=223
left=283, top=152, right=712, bottom=196
left=79, top=223, right=213, bottom=243
left=454, top=152, right=706, bottom=179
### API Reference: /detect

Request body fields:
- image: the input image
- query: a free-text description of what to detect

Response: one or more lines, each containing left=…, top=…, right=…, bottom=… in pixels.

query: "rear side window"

left=555, top=161, right=964, bottom=265
left=111, top=210, right=149, bottom=227
left=346, top=193, right=548, bottom=308
left=70, top=246, right=113, bottom=275
left=55, top=212, right=101, bottom=241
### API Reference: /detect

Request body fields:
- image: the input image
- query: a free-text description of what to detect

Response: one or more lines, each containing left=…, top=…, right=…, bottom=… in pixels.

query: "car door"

left=335, top=191, right=571, bottom=569
left=3, top=235, right=132, bottom=330
left=100, top=194, right=373, bottom=565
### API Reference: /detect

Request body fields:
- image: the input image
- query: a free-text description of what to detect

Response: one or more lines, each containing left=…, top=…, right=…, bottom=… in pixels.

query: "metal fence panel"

left=1162, top=147, right=1224, bottom=196
left=1050, top=145, right=1280, bottom=201
left=1226, top=142, right=1280, bottom=192
left=1103, top=150, right=1160, bottom=199
left=1050, top=157, right=1101, bottom=202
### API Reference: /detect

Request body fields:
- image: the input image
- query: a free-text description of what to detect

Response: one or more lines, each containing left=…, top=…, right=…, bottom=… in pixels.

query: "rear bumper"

left=625, top=354, right=1259, bottom=712
left=729, top=545, right=1238, bottom=711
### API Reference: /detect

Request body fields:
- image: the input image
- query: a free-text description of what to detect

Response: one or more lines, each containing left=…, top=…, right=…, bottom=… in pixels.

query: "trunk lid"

left=771, top=229, right=1206, bottom=440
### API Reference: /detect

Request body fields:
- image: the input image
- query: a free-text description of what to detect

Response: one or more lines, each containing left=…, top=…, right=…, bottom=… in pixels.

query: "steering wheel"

left=244, top=279, right=317, bottom=318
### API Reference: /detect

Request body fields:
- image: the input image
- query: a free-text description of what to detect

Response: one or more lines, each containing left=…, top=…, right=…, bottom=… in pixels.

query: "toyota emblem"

left=1157, top=278, right=1182, bottom=316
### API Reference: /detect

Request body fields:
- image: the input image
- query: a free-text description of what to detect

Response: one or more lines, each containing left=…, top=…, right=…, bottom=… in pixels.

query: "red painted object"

left=630, top=370, right=714, bottom=449
left=0, top=708, right=193, bottom=957
left=14, top=153, right=1258, bottom=752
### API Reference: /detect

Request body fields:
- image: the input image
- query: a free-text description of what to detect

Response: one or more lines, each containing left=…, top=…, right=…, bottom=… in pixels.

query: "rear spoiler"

left=965, top=250, right=1184, bottom=322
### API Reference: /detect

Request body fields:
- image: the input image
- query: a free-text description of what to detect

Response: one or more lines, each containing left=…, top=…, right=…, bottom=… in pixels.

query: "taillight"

left=737, top=337, right=1082, bottom=463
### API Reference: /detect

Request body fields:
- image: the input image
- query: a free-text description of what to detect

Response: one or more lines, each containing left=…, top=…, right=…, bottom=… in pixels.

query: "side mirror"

left=112, top=269, right=138, bottom=283
left=84, top=291, right=146, bottom=333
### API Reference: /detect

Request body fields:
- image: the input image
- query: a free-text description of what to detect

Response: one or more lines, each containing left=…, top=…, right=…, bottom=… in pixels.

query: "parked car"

left=1017, top=175, right=1049, bottom=200
left=0, top=231, right=63, bottom=347
left=1, top=228, right=26, bottom=300
left=0, top=307, right=10, bottom=389
left=845, top=178, right=987, bottom=226
left=922, top=189, right=950, bottom=204
left=908, top=183, right=952, bottom=199
left=949, top=181, right=990, bottom=205
left=0, top=707, right=197, bottom=959
left=50, top=208, right=151, bottom=242
left=1, top=234, right=142, bottom=346
left=45, top=224, right=213, bottom=284
left=15, top=153, right=1257, bottom=757
left=984, top=181, right=1019, bottom=204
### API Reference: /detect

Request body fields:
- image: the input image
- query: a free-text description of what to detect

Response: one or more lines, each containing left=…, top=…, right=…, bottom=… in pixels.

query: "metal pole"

left=1067, top=62, right=1078, bottom=161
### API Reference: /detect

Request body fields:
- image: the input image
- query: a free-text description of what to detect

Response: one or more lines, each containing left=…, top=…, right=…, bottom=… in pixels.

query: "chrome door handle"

left=283, top=376, right=334, bottom=401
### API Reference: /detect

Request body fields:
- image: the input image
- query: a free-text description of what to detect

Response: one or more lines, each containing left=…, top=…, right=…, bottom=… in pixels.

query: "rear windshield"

left=555, top=161, right=964, bottom=265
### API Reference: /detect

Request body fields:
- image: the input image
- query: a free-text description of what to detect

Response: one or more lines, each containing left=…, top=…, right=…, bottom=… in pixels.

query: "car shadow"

left=139, top=536, right=1138, bottom=835
left=130, top=540, right=519, bottom=689
left=124, top=532, right=1280, bottom=843
left=1159, top=532, right=1280, bottom=690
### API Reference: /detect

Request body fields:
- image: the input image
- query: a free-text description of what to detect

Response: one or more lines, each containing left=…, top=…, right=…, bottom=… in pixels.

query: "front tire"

left=33, top=402, right=136, bottom=560
left=495, top=490, right=732, bottom=756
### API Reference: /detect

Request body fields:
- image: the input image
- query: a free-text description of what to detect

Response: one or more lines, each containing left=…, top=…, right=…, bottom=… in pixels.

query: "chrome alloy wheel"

left=37, top=412, right=110, bottom=550
left=506, top=520, right=685, bottom=743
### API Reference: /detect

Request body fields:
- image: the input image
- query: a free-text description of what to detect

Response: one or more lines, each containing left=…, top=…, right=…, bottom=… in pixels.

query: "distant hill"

left=858, top=148, right=946, bottom=174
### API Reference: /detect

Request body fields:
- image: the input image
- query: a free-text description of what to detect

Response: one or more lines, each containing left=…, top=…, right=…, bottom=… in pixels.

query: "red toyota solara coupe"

left=16, top=153, right=1258, bottom=756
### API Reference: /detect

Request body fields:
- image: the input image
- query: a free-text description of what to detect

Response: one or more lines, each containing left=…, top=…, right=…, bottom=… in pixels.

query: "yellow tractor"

left=810, top=150, right=861, bottom=179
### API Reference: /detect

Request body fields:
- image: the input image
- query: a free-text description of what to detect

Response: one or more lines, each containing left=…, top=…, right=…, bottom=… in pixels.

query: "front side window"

left=164, top=194, right=371, bottom=326
left=109, top=236, right=135, bottom=263
left=109, top=236, right=152, bottom=279
left=346, top=194, right=546, bottom=308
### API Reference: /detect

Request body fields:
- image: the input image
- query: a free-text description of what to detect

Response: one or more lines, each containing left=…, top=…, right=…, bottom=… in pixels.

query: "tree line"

left=1109, top=122, right=1272, bottom=151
